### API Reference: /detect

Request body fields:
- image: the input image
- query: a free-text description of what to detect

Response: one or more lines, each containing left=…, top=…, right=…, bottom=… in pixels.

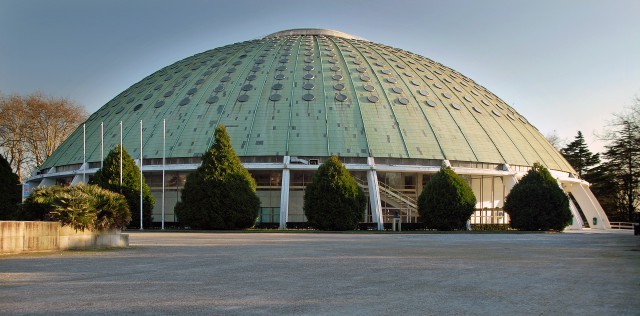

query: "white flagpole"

left=100, top=122, right=104, bottom=169
left=119, top=121, right=123, bottom=191
left=140, top=120, right=143, bottom=230
left=82, top=124, right=86, bottom=183
left=162, top=119, right=166, bottom=230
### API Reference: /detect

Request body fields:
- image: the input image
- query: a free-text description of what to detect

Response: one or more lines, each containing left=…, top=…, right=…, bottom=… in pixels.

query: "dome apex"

left=263, top=28, right=365, bottom=40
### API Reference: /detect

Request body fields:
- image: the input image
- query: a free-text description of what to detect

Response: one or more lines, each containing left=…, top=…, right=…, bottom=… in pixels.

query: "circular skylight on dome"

left=206, top=96, right=218, bottom=104
left=336, top=93, right=348, bottom=102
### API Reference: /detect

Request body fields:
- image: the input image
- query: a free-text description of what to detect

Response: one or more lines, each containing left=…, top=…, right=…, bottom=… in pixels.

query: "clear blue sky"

left=1, top=0, right=638, bottom=153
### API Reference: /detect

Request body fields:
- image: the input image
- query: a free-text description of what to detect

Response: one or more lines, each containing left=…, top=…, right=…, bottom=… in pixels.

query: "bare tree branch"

left=0, top=92, right=87, bottom=182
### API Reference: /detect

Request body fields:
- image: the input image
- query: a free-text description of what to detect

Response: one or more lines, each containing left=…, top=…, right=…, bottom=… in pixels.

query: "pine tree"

left=174, top=125, right=259, bottom=229
left=587, top=162, right=627, bottom=221
left=89, top=145, right=154, bottom=228
left=561, top=131, right=600, bottom=178
left=418, top=167, right=476, bottom=231
left=504, top=163, right=572, bottom=231
left=0, top=154, right=21, bottom=219
left=303, top=155, right=366, bottom=231
left=601, top=120, right=640, bottom=221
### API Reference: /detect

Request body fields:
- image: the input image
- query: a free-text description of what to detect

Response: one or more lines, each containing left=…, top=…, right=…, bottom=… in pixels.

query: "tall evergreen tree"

left=303, top=155, right=366, bottom=231
left=0, top=153, right=21, bottom=219
left=504, top=163, right=572, bottom=231
left=174, top=125, right=259, bottom=229
left=89, top=145, right=154, bottom=228
left=601, top=119, right=640, bottom=221
left=418, top=167, right=476, bottom=231
left=588, top=162, right=627, bottom=221
left=561, top=131, right=600, bottom=178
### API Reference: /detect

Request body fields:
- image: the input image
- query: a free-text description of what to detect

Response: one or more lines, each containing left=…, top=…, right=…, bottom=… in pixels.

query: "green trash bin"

left=592, top=217, right=597, bottom=226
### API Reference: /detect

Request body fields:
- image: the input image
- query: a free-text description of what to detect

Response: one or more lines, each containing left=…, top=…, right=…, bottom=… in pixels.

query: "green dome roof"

left=41, top=29, right=574, bottom=173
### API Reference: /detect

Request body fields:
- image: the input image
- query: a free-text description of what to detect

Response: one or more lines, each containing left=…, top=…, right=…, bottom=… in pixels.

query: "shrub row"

left=470, top=224, right=511, bottom=231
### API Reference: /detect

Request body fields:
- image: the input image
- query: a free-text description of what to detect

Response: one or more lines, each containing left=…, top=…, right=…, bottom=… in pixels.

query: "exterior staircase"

left=355, top=178, right=418, bottom=222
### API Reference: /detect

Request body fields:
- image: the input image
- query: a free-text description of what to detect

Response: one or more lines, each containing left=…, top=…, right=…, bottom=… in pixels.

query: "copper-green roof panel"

left=40, top=29, right=576, bottom=174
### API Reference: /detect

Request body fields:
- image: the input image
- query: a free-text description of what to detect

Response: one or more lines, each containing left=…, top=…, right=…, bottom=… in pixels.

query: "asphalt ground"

left=1, top=230, right=639, bottom=315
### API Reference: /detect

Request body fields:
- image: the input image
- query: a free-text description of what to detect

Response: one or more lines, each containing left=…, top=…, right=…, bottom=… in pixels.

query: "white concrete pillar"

left=279, top=156, right=291, bottom=229
left=367, top=157, right=384, bottom=230
left=566, top=182, right=611, bottom=229
left=38, top=177, right=56, bottom=187
left=71, top=163, right=89, bottom=185
left=582, top=186, right=611, bottom=228
left=502, top=175, right=518, bottom=193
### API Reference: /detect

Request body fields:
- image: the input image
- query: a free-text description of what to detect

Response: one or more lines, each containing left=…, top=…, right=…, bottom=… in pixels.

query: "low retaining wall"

left=0, top=221, right=129, bottom=255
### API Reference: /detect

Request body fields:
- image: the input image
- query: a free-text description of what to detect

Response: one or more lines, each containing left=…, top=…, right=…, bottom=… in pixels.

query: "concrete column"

left=502, top=175, right=518, bottom=193
left=38, top=177, right=56, bottom=187
left=367, top=157, right=384, bottom=230
left=279, top=156, right=290, bottom=229
left=566, top=182, right=610, bottom=229
left=71, top=163, right=89, bottom=185
left=582, top=186, right=611, bottom=228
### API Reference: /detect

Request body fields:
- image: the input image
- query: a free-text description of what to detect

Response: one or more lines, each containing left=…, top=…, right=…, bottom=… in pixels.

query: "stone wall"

left=0, top=221, right=129, bottom=254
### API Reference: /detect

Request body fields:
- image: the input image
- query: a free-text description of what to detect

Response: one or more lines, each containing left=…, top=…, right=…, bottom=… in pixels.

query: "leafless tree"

left=595, top=96, right=640, bottom=221
left=544, top=129, right=566, bottom=150
left=0, top=94, right=29, bottom=182
left=0, top=92, right=87, bottom=182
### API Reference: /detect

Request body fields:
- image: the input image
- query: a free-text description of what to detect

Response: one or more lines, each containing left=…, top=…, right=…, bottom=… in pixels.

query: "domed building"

left=28, top=29, right=610, bottom=230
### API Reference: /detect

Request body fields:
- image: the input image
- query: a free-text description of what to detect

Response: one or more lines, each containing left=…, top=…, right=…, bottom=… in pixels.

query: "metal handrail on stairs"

left=376, top=180, right=417, bottom=209
left=355, top=178, right=418, bottom=222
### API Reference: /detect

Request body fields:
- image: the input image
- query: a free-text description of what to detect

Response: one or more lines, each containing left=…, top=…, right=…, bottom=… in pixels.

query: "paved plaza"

left=1, top=231, right=639, bottom=315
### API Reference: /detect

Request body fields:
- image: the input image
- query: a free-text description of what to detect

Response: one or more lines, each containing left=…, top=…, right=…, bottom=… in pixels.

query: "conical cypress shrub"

left=303, top=155, right=366, bottom=230
left=504, top=162, right=571, bottom=231
left=418, top=167, right=476, bottom=230
left=90, top=145, right=154, bottom=228
left=174, top=125, right=260, bottom=229
left=0, top=154, right=21, bottom=219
